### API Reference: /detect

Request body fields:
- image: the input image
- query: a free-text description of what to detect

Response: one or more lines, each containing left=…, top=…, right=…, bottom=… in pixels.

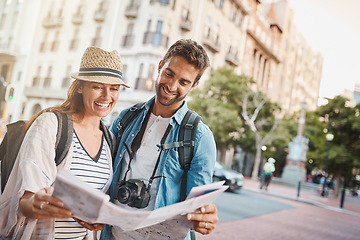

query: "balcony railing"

left=72, top=14, right=83, bottom=25
left=94, top=10, right=106, bottom=22
left=180, top=19, right=192, bottom=31
left=42, top=17, right=63, bottom=28
left=125, top=4, right=139, bottom=18
left=143, top=32, right=169, bottom=48
left=225, top=52, right=239, bottom=66
left=202, top=36, right=221, bottom=53
left=122, top=35, right=135, bottom=47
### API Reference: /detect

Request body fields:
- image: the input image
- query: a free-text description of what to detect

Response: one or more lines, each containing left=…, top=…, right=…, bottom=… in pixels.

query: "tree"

left=189, top=66, right=251, bottom=162
left=189, top=66, right=281, bottom=179
left=305, top=96, right=360, bottom=195
left=241, top=92, right=281, bottom=180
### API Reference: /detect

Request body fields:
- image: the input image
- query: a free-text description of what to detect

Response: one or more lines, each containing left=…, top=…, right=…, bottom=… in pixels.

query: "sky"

left=287, top=0, right=360, bottom=100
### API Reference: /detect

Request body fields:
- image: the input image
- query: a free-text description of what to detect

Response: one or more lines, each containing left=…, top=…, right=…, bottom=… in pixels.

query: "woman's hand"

left=74, top=218, right=105, bottom=231
left=19, top=187, right=73, bottom=219
left=186, top=204, right=218, bottom=235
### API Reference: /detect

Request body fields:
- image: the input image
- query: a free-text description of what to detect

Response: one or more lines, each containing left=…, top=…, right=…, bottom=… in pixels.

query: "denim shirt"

left=100, top=97, right=216, bottom=239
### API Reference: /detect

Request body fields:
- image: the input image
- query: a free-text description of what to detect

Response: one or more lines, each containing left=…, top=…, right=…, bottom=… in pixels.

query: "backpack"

left=114, top=102, right=202, bottom=171
left=0, top=111, right=113, bottom=192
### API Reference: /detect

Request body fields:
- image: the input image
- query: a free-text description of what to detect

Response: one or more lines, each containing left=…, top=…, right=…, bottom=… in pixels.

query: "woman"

left=0, top=47, right=129, bottom=239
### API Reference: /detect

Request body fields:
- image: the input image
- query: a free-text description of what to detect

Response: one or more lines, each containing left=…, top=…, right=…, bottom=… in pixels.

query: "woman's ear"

left=77, top=86, right=83, bottom=94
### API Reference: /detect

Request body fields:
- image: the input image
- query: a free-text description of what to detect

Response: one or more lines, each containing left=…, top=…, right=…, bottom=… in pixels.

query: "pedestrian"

left=260, top=157, right=276, bottom=190
left=0, top=47, right=129, bottom=239
left=100, top=39, right=218, bottom=240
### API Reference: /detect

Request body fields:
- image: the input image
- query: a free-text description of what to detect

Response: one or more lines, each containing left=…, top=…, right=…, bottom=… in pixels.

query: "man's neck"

left=152, top=98, right=183, bottom=118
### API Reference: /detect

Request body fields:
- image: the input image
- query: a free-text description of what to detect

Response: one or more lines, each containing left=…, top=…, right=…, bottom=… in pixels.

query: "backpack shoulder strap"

left=100, top=120, right=113, bottom=152
left=54, top=112, right=73, bottom=166
left=113, top=102, right=146, bottom=157
left=0, top=120, right=26, bottom=192
left=178, top=110, right=202, bottom=171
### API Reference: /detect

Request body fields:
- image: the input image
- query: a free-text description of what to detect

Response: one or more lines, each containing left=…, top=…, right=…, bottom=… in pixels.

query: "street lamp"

left=321, top=133, right=334, bottom=197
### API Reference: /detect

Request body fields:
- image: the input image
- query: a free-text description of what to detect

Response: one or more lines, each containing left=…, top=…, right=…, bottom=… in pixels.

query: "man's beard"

left=155, top=83, right=187, bottom=106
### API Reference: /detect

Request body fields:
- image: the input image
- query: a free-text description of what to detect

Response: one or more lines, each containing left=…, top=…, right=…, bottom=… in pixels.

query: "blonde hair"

left=25, top=79, right=85, bottom=131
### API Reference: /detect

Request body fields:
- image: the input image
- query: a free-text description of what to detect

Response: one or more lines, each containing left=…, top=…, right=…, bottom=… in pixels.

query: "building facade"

left=0, top=0, right=323, bottom=127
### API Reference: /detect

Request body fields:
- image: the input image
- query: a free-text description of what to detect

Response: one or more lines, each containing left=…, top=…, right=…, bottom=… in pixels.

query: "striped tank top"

left=54, top=130, right=110, bottom=239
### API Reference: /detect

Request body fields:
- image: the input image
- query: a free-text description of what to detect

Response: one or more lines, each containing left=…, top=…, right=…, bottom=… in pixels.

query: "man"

left=101, top=39, right=218, bottom=239
left=260, top=157, right=276, bottom=191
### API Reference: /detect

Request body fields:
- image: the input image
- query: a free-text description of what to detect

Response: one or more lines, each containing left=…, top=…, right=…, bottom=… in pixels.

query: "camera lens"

left=118, top=186, right=134, bottom=204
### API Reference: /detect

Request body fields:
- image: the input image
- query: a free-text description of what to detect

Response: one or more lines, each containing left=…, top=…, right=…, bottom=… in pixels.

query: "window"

left=62, top=65, right=72, bottom=88
left=216, top=0, right=223, bottom=9
left=69, top=28, right=79, bottom=51
left=32, top=66, right=41, bottom=86
left=44, top=66, right=52, bottom=87
left=40, top=31, right=48, bottom=52
left=51, top=31, right=59, bottom=52
left=153, top=20, right=163, bottom=46
left=135, top=63, right=144, bottom=90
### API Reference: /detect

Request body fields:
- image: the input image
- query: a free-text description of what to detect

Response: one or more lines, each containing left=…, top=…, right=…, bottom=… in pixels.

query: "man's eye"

left=111, top=87, right=119, bottom=91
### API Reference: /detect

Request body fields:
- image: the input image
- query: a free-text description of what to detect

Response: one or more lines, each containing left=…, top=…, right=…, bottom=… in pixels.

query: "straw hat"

left=71, top=47, right=130, bottom=88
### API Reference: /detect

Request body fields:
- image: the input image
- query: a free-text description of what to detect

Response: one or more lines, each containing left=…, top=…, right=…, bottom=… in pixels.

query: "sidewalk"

left=243, top=177, right=360, bottom=216
left=196, top=177, right=360, bottom=240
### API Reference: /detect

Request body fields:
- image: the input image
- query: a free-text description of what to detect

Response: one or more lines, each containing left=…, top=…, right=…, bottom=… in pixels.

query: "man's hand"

left=186, top=204, right=218, bottom=235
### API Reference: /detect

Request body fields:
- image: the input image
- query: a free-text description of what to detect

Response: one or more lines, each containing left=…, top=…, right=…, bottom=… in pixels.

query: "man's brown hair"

left=160, top=39, right=210, bottom=83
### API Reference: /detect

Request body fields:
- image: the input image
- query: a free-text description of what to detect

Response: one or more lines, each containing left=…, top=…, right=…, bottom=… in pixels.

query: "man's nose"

left=167, top=79, right=178, bottom=91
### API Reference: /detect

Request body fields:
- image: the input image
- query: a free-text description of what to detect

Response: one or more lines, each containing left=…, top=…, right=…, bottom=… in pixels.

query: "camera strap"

left=122, top=108, right=172, bottom=192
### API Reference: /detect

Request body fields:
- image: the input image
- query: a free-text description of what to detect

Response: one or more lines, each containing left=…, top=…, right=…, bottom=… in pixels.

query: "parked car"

left=213, top=161, right=244, bottom=192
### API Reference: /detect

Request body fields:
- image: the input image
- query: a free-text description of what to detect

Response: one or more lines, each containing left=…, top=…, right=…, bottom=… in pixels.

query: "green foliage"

left=305, top=96, right=360, bottom=179
left=189, top=66, right=250, bottom=147
left=189, top=66, right=281, bottom=156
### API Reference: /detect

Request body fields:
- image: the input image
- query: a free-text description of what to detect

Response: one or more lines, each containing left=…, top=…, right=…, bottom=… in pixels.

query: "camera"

left=115, top=179, right=151, bottom=209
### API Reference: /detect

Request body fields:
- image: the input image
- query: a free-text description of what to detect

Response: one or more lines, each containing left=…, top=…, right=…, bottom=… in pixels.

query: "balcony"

left=72, top=14, right=83, bottom=25
left=42, top=17, right=63, bottom=28
left=180, top=19, right=192, bottom=32
left=94, top=10, right=106, bottom=22
left=225, top=52, right=239, bottom=66
left=143, top=32, right=169, bottom=48
left=124, top=4, right=139, bottom=18
left=122, top=35, right=135, bottom=47
left=24, top=86, right=67, bottom=100
left=202, top=36, right=221, bottom=53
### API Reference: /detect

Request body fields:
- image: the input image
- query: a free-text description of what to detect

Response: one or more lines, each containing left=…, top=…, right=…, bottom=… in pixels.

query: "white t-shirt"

left=112, top=113, right=170, bottom=238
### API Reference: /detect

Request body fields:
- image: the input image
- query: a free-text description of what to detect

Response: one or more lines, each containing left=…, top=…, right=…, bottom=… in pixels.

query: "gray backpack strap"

left=178, top=110, right=201, bottom=171
left=113, top=102, right=146, bottom=163
left=100, top=120, right=113, bottom=153
left=54, top=112, right=73, bottom=166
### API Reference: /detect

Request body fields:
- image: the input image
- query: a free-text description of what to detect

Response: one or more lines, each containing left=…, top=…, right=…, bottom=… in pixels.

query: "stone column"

left=281, top=102, right=308, bottom=183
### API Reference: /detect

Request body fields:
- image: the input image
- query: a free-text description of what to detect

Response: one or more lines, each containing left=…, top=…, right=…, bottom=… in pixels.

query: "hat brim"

left=71, top=72, right=130, bottom=88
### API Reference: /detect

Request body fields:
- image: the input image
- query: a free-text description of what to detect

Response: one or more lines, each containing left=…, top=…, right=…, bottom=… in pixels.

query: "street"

left=196, top=182, right=360, bottom=240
